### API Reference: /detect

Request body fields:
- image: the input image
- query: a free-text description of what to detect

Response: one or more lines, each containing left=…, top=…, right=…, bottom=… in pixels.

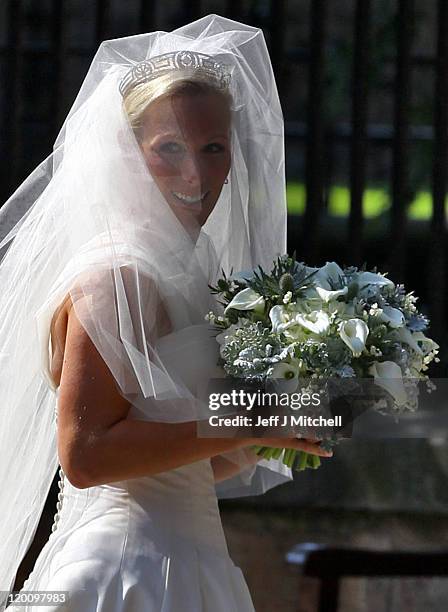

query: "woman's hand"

left=244, top=436, right=333, bottom=457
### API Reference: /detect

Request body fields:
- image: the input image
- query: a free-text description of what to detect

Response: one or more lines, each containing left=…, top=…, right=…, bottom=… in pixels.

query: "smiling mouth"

left=171, top=191, right=209, bottom=206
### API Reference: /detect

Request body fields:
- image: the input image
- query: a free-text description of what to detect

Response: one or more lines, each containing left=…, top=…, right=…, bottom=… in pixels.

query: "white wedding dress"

left=7, top=231, right=293, bottom=611
left=11, top=326, right=257, bottom=611
left=14, top=442, right=255, bottom=611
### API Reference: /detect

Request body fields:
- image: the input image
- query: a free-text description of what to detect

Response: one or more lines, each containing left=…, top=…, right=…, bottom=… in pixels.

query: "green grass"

left=286, top=182, right=445, bottom=220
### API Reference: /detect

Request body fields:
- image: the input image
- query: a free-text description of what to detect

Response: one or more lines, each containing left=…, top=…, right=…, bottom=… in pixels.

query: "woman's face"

left=139, top=91, right=231, bottom=230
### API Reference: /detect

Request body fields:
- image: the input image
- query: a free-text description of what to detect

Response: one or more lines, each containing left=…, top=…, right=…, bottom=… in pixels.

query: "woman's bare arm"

left=54, top=300, right=331, bottom=489
left=210, top=436, right=332, bottom=483
left=55, top=301, right=253, bottom=488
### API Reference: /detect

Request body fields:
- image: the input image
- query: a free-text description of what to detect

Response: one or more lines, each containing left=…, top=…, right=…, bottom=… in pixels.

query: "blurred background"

left=2, top=1, right=448, bottom=611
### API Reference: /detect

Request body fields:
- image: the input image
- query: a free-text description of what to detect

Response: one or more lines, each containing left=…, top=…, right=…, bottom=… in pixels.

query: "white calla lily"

left=271, top=362, right=298, bottom=378
left=378, top=305, right=405, bottom=328
left=313, top=262, right=345, bottom=290
left=269, top=305, right=289, bottom=333
left=354, top=271, right=395, bottom=290
left=395, top=327, right=423, bottom=354
left=270, top=359, right=302, bottom=393
left=315, top=285, right=348, bottom=302
left=224, top=288, right=265, bottom=314
left=270, top=305, right=303, bottom=334
left=339, top=318, right=369, bottom=357
left=295, top=311, right=330, bottom=335
left=271, top=360, right=301, bottom=377
left=269, top=305, right=311, bottom=340
left=369, top=361, right=408, bottom=406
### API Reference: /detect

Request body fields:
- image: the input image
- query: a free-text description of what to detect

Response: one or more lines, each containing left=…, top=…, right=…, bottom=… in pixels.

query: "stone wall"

left=221, top=507, right=448, bottom=612
left=219, top=439, right=448, bottom=610
left=238, top=439, right=448, bottom=513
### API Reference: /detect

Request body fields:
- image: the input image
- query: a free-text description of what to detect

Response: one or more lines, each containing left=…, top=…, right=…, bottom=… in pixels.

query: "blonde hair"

left=123, top=69, right=232, bottom=139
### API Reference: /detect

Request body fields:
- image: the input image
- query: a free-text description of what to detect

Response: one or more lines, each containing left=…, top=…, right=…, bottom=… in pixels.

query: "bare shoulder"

left=49, top=265, right=170, bottom=388
left=56, top=296, right=132, bottom=429
left=49, top=293, right=72, bottom=389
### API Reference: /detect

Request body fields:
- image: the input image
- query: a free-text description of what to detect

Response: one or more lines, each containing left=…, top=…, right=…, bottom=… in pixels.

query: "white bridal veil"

left=0, top=14, right=291, bottom=594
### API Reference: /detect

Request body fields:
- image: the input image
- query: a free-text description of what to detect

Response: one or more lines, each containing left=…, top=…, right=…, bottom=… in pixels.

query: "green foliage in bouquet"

left=207, top=255, right=439, bottom=472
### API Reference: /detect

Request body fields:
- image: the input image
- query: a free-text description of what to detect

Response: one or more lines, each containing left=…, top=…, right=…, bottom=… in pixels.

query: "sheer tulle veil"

left=0, top=14, right=291, bottom=595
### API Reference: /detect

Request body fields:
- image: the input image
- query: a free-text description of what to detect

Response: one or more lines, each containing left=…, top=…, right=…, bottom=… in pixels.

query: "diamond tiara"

left=119, top=50, right=231, bottom=98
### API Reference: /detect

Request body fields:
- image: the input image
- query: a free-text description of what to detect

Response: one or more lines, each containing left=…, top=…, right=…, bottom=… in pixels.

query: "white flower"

left=295, top=311, right=331, bottom=335
left=369, top=345, right=383, bottom=357
left=270, top=358, right=303, bottom=393
left=354, top=271, right=395, bottom=291
left=315, top=285, right=348, bottom=302
left=368, top=303, right=382, bottom=316
left=395, top=327, right=423, bottom=354
left=282, top=291, right=293, bottom=304
left=269, top=306, right=328, bottom=339
left=377, top=305, right=405, bottom=328
left=224, top=288, right=265, bottom=314
left=368, top=361, right=408, bottom=406
left=339, top=318, right=369, bottom=357
left=312, top=262, right=345, bottom=291
left=269, top=305, right=292, bottom=333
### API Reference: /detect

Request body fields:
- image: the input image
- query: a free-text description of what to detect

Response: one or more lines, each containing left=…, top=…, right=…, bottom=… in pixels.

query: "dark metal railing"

left=390, top=0, right=414, bottom=284
left=1, top=0, right=447, bottom=354
left=429, top=0, right=448, bottom=342
left=303, top=0, right=328, bottom=264
left=349, top=0, right=371, bottom=265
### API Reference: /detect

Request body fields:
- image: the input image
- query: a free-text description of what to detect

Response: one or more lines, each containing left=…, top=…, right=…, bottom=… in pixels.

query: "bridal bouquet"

left=206, top=255, right=439, bottom=472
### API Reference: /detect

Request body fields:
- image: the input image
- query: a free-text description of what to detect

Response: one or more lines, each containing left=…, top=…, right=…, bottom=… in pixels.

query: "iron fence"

left=0, top=0, right=447, bottom=362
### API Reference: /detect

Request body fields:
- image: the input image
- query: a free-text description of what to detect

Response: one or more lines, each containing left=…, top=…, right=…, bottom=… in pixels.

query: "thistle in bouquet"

left=206, top=255, right=439, bottom=472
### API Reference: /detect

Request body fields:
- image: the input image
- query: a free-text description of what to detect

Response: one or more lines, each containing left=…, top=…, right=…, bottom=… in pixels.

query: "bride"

left=0, top=14, right=331, bottom=611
